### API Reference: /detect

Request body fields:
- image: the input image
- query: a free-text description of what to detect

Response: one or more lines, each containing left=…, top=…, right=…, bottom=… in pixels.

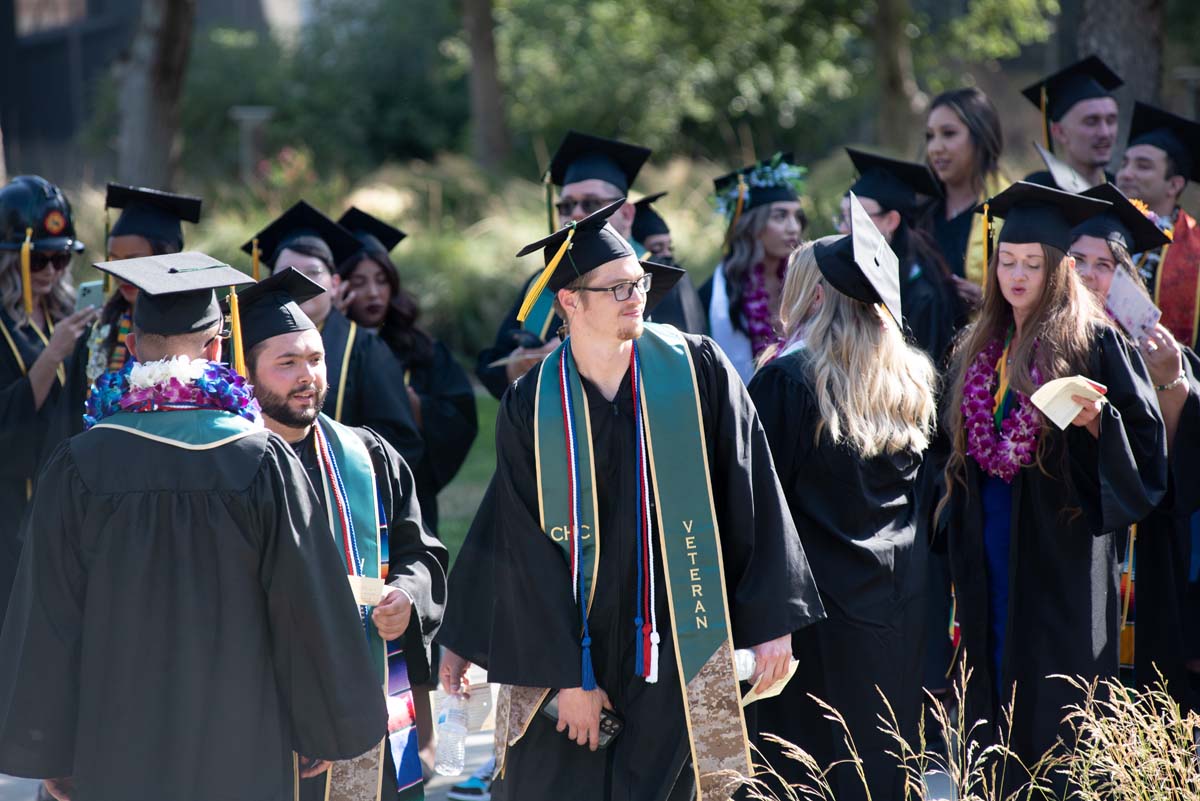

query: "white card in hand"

left=348, top=575, right=385, bottom=606
left=1104, top=268, right=1161, bottom=342
left=1030, top=375, right=1108, bottom=430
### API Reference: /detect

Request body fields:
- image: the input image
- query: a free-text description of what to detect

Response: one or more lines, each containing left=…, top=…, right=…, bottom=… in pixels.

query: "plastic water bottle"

left=434, top=693, right=469, bottom=776
left=734, top=648, right=756, bottom=682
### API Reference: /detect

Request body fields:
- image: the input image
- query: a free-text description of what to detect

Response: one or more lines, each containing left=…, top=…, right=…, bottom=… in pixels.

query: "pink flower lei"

left=962, top=338, right=1043, bottom=483
left=743, top=261, right=785, bottom=356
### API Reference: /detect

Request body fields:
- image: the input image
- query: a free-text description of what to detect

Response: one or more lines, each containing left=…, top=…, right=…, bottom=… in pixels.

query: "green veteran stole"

left=496, top=323, right=751, bottom=799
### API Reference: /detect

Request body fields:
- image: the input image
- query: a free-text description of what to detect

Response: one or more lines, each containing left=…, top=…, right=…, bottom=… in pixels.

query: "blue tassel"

left=580, top=636, right=597, bottom=691
left=633, top=617, right=644, bottom=676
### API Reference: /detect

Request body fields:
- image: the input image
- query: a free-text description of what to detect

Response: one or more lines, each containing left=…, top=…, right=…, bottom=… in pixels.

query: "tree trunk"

left=462, top=0, right=510, bottom=170
left=1077, top=0, right=1164, bottom=109
left=872, top=0, right=925, bottom=154
left=115, top=0, right=196, bottom=188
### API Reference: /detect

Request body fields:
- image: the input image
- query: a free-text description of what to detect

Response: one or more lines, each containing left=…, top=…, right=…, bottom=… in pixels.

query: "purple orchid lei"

left=962, top=338, right=1043, bottom=483
left=84, top=358, right=260, bottom=429
left=744, top=261, right=785, bottom=357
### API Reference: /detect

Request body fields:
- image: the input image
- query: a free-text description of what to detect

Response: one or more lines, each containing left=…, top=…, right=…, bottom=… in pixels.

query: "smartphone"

left=540, top=691, right=624, bottom=749
left=75, top=280, right=105, bottom=313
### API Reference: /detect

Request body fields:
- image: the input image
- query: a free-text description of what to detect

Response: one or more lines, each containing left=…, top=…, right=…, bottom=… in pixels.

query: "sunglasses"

left=555, top=197, right=625, bottom=216
left=28, top=252, right=73, bottom=273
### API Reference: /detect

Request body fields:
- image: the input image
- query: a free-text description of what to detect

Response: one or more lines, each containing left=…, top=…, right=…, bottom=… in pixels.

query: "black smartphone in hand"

left=540, top=691, right=624, bottom=749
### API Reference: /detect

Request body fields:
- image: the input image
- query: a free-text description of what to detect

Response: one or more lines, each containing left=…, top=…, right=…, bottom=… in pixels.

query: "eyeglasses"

left=576, top=273, right=652, bottom=302
left=555, top=197, right=625, bottom=216
left=29, top=252, right=72, bottom=273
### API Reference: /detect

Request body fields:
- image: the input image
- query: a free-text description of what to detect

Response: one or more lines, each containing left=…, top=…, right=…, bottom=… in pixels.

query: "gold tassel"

left=251, top=238, right=261, bottom=281
left=980, top=202, right=991, bottom=291
left=516, top=227, right=576, bottom=323
left=1040, top=87, right=1050, bottom=151
left=228, top=288, right=246, bottom=377
left=20, top=228, right=33, bottom=317
left=722, top=176, right=748, bottom=255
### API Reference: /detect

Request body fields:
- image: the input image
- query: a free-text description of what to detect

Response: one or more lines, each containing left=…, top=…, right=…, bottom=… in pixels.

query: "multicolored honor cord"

left=314, top=422, right=370, bottom=634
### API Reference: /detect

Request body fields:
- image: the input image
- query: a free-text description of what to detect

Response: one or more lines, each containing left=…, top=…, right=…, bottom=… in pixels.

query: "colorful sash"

left=498, top=323, right=750, bottom=799
left=1148, top=209, right=1200, bottom=348
left=520, top=286, right=557, bottom=342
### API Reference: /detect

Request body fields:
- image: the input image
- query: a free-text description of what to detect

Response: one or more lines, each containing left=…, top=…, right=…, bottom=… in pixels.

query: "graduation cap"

left=232, top=267, right=326, bottom=351
left=631, top=191, right=670, bottom=244
left=811, top=193, right=902, bottom=326
left=1021, top=56, right=1123, bottom=148
left=979, top=181, right=1112, bottom=257
left=845, top=148, right=942, bottom=216
left=547, top=131, right=652, bottom=194
left=1126, top=101, right=1200, bottom=183
left=1071, top=183, right=1171, bottom=255
left=105, top=183, right=202, bottom=252
left=338, top=207, right=407, bottom=260
left=240, top=200, right=362, bottom=281
left=712, top=152, right=804, bottom=218
left=514, top=200, right=683, bottom=323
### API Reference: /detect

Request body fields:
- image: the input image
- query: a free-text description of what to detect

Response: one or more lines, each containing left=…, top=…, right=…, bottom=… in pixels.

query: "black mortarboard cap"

left=94, top=251, right=253, bottom=336
left=514, top=200, right=682, bottom=321
left=1071, top=183, right=1171, bottom=255
left=811, top=193, right=902, bottom=326
left=106, top=184, right=203, bottom=251
left=845, top=148, right=942, bottom=216
left=1021, top=55, right=1123, bottom=123
left=338, top=207, right=407, bottom=258
left=980, top=181, right=1111, bottom=252
left=240, top=200, right=362, bottom=269
left=1127, top=101, right=1200, bottom=183
left=233, top=266, right=325, bottom=351
left=631, top=191, right=670, bottom=243
left=548, top=131, right=651, bottom=194
left=712, top=153, right=802, bottom=213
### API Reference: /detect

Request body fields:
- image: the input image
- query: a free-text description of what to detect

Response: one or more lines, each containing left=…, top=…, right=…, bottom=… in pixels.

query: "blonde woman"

left=749, top=224, right=936, bottom=801
left=0, top=176, right=95, bottom=613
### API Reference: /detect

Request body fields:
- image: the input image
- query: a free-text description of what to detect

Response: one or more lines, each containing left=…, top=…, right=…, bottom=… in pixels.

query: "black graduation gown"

left=444, top=335, right=824, bottom=801
left=748, top=351, right=927, bottom=801
left=0, top=420, right=387, bottom=801
left=475, top=272, right=708, bottom=400
left=900, top=260, right=955, bottom=364
left=1023, top=169, right=1115, bottom=190
left=1132, top=347, right=1200, bottom=711
left=292, top=424, right=449, bottom=801
left=941, top=327, right=1167, bottom=783
left=0, top=309, right=63, bottom=614
left=394, top=339, right=478, bottom=533
left=321, top=309, right=424, bottom=468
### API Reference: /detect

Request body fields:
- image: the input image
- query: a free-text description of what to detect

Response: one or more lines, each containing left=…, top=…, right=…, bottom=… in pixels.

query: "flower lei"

left=714, top=156, right=808, bottom=218
left=962, top=338, right=1043, bottom=483
left=743, top=261, right=785, bottom=357
left=84, top=356, right=260, bottom=429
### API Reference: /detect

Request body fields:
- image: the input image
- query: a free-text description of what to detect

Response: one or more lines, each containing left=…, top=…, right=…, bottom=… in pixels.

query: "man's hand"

left=372, top=587, right=413, bottom=640
left=750, top=634, right=793, bottom=695
left=950, top=276, right=983, bottom=310
left=555, top=687, right=612, bottom=751
left=298, top=756, right=332, bottom=778
left=42, top=778, right=76, bottom=801
left=440, top=648, right=471, bottom=695
left=504, top=341, right=558, bottom=383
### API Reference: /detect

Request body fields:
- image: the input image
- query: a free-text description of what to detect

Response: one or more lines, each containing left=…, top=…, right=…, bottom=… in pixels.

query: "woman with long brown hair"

left=939, top=182, right=1167, bottom=787
left=750, top=205, right=936, bottom=801
left=923, top=87, right=1006, bottom=314
left=699, top=153, right=807, bottom=382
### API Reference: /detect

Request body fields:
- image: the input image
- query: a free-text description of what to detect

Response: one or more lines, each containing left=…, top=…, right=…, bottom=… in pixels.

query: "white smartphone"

left=75, top=280, right=105, bottom=313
